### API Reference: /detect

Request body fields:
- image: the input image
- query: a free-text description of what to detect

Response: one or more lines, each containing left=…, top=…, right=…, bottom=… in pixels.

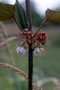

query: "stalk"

left=26, top=0, right=33, bottom=89
left=28, top=44, right=33, bottom=90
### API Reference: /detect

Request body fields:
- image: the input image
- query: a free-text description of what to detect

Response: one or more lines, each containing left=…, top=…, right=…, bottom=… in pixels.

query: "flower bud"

left=38, top=32, right=46, bottom=45
left=16, top=46, right=20, bottom=54
left=16, top=46, right=26, bottom=55
left=22, top=29, right=28, bottom=36
left=33, top=47, right=41, bottom=56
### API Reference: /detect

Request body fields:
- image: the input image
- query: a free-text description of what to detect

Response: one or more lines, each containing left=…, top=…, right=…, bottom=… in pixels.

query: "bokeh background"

left=0, top=0, right=60, bottom=90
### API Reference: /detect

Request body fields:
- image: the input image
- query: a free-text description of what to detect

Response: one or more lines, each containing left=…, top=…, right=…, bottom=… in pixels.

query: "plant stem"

left=26, top=0, right=33, bottom=89
left=38, top=18, right=47, bottom=31
left=0, top=62, right=40, bottom=89
left=28, top=44, right=33, bottom=90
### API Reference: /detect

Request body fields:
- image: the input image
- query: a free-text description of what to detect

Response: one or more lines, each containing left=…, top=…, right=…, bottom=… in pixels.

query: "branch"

left=37, top=77, right=60, bottom=90
left=0, top=36, right=17, bottom=48
left=37, top=9, right=59, bottom=31
left=0, top=62, right=27, bottom=77
left=37, top=18, right=47, bottom=31
left=0, top=62, right=40, bottom=89
left=26, top=0, right=32, bottom=29
left=0, top=62, right=59, bottom=89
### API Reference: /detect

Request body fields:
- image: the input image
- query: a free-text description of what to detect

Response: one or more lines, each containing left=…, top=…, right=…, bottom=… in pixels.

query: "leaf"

left=15, top=0, right=29, bottom=30
left=0, top=3, right=15, bottom=21
left=45, top=9, right=60, bottom=22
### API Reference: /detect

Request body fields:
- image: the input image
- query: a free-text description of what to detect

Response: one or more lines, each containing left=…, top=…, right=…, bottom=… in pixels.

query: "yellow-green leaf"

left=0, top=3, right=15, bottom=21
left=45, top=9, right=60, bottom=22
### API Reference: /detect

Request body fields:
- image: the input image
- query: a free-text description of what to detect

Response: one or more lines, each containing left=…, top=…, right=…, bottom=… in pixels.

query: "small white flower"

left=33, top=47, right=41, bottom=56
left=16, top=46, right=26, bottom=55
left=16, top=46, right=20, bottom=54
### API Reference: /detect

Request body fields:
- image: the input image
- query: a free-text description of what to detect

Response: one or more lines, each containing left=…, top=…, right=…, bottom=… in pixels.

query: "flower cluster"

left=16, top=29, right=47, bottom=56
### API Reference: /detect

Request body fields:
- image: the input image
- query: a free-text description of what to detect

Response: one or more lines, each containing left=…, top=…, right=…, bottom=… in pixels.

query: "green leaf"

left=15, top=0, right=29, bottom=30
left=0, top=3, right=15, bottom=21
left=45, top=9, right=60, bottom=22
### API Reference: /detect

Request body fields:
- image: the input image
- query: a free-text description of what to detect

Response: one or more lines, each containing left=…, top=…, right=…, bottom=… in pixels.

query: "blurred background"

left=0, top=0, right=60, bottom=90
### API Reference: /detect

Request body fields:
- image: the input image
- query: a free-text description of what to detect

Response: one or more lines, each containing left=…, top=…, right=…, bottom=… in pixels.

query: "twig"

left=1, top=62, right=58, bottom=89
left=0, top=22, right=15, bottom=64
left=0, top=62, right=40, bottom=89
left=37, top=10, right=57, bottom=32
left=0, top=62, right=26, bottom=77
left=0, top=21, right=20, bottom=89
left=0, top=36, right=17, bottom=48
left=37, top=18, right=47, bottom=31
